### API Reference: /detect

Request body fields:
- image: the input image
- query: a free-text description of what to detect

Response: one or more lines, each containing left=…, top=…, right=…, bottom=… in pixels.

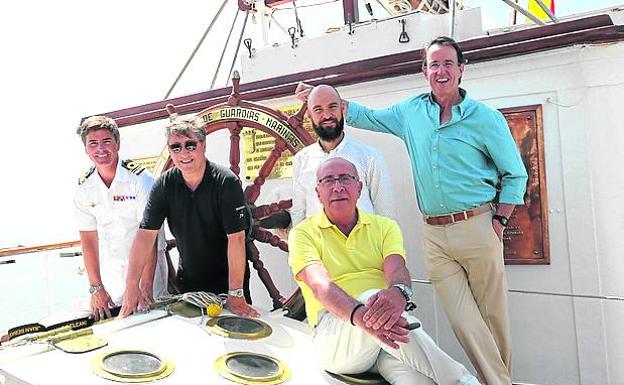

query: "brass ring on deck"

left=91, top=349, right=175, bottom=382
left=206, top=315, right=272, bottom=340
left=214, top=351, right=291, bottom=384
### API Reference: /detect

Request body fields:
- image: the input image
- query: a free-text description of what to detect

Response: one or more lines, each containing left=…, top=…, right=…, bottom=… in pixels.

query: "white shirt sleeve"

left=135, top=171, right=166, bottom=251
left=73, top=186, right=97, bottom=231
left=366, top=150, right=395, bottom=220
left=290, top=152, right=307, bottom=226
left=135, top=171, right=155, bottom=224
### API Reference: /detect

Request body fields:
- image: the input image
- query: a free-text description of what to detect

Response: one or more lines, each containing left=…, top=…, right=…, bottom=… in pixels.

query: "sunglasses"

left=168, top=140, right=199, bottom=153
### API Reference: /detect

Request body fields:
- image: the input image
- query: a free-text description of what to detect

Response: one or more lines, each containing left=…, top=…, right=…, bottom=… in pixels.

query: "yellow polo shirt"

left=288, top=210, right=406, bottom=327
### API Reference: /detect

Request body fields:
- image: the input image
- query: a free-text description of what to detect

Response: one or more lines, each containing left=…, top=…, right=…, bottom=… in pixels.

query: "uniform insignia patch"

left=78, top=166, right=96, bottom=185
left=122, top=159, right=145, bottom=175
left=236, top=205, right=246, bottom=219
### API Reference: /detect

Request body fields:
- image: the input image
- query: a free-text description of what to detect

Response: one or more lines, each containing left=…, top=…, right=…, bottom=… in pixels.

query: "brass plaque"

left=501, top=105, right=549, bottom=265
left=241, top=104, right=315, bottom=181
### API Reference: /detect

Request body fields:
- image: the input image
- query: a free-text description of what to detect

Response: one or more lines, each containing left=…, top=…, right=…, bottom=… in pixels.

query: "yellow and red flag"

left=527, top=0, right=555, bottom=22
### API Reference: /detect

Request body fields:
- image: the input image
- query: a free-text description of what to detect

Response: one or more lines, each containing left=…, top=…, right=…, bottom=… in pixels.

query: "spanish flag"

left=527, top=0, right=555, bottom=22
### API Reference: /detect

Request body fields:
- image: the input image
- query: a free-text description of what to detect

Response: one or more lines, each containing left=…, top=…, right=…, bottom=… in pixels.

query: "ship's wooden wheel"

left=155, top=72, right=314, bottom=314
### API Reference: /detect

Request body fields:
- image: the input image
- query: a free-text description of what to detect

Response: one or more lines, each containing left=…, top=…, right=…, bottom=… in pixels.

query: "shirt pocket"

left=440, top=130, right=483, bottom=153
left=88, top=200, right=112, bottom=225
left=439, top=130, right=490, bottom=170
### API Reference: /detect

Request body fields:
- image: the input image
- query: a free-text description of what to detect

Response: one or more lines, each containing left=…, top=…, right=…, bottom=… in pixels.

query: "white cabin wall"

left=117, top=43, right=624, bottom=385
left=305, top=44, right=624, bottom=385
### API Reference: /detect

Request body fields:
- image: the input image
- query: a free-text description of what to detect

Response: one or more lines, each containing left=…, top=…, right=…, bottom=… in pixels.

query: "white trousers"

left=313, top=292, right=480, bottom=385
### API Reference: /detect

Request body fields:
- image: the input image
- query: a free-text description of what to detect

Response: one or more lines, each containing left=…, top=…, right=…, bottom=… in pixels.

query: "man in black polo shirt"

left=119, top=120, right=259, bottom=318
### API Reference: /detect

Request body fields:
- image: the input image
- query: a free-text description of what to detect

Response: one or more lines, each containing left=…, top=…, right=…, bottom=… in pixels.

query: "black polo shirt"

left=141, top=160, right=250, bottom=297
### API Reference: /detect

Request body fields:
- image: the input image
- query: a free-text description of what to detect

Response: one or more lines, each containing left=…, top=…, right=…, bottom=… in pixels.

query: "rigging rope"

left=226, top=11, right=251, bottom=86
left=164, top=0, right=229, bottom=100
left=210, top=9, right=241, bottom=90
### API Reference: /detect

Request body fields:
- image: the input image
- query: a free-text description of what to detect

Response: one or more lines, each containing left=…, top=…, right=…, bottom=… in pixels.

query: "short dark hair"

left=421, top=36, right=465, bottom=69
left=77, top=116, right=120, bottom=145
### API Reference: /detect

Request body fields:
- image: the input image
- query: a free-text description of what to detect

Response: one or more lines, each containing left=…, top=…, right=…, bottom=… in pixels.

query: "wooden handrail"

left=0, top=241, right=80, bottom=258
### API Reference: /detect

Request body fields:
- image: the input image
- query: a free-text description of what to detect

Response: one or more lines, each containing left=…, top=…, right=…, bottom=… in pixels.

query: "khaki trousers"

left=313, top=292, right=480, bottom=385
left=422, top=210, right=512, bottom=385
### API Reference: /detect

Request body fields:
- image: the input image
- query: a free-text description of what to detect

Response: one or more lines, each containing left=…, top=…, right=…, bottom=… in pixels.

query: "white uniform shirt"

left=291, top=135, right=395, bottom=226
left=74, top=159, right=168, bottom=304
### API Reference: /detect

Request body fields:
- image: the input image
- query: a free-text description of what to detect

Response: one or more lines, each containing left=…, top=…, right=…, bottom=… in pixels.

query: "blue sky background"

left=1, top=0, right=622, bottom=247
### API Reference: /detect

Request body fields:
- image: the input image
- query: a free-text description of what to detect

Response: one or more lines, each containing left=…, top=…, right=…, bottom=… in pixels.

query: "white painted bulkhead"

left=312, top=43, right=624, bottom=385
left=52, top=7, right=621, bottom=384
left=115, top=40, right=624, bottom=384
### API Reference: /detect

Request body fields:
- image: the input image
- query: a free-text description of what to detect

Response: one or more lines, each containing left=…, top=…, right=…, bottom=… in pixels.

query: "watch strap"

left=228, top=288, right=244, bottom=298
left=89, top=284, right=104, bottom=295
left=392, top=284, right=412, bottom=302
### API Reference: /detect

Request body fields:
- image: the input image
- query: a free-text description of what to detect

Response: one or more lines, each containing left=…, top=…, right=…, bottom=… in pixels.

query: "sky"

left=1, top=0, right=622, bottom=248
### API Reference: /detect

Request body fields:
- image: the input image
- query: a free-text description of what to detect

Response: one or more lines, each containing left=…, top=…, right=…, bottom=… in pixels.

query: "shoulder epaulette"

left=78, top=166, right=96, bottom=185
left=122, top=159, right=145, bottom=175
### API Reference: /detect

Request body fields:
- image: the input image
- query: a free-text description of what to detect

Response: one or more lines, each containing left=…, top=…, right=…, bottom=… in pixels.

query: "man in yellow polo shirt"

left=288, top=157, right=480, bottom=385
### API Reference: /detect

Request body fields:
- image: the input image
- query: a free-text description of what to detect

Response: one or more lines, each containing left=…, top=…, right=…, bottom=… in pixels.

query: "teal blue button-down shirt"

left=346, top=90, right=528, bottom=216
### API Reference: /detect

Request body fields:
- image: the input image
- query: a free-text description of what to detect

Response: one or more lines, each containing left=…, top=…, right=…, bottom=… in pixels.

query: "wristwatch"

left=228, top=288, right=245, bottom=298
left=492, top=214, right=509, bottom=227
left=89, top=284, right=104, bottom=295
left=392, top=283, right=413, bottom=302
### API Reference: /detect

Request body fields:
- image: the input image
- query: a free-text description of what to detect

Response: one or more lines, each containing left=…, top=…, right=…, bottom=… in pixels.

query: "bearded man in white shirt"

left=291, top=85, right=394, bottom=226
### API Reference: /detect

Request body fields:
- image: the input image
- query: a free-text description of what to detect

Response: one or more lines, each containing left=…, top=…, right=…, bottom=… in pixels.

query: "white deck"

left=0, top=309, right=343, bottom=385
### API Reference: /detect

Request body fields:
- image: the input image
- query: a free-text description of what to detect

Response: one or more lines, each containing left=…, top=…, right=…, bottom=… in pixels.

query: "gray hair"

left=77, top=115, right=120, bottom=145
left=165, top=119, right=206, bottom=142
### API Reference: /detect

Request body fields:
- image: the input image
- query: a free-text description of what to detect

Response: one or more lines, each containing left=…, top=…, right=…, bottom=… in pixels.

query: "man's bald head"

left=307, top=85, right=342, bottom=109
left=316, top=157, right=359, bottom=181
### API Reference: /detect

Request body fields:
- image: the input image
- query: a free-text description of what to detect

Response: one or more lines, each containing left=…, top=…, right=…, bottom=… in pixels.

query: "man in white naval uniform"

left=291, top=85, right=394, bottom=226
left=74, top=116, right=167, bottom=320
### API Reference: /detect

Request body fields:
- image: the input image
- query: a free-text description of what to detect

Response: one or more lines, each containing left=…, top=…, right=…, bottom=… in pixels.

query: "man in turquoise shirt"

left=296, top=36, right=526, bottom=385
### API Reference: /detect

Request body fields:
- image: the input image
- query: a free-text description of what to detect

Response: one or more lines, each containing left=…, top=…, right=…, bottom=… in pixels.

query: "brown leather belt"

left=424, top=204, right=492, bottom=226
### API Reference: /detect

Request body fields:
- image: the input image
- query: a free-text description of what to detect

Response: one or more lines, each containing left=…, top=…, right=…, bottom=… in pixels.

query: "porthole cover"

left=91, top=350, right=175, bottom=382
left=214, top=352, right=291, bottom=384
left=206, top=316, right=272, bottom=340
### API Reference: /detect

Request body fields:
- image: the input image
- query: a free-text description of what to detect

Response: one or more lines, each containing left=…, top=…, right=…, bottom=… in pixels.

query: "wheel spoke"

left=246, top=240, right=286, bottom=309
left=229, top=124, right=242, bottom=176
left=252, top=227, right=289, bottom=253
left=244, top=139, right=287, bottom=204
left=252, top=199, right=293, bottom=219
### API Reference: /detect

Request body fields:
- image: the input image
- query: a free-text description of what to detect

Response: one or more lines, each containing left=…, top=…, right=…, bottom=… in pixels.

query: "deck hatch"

left=206, top=315, right=272, bottom=340
left=91, top=350, right=175, bottom=382
left=214, top=352, right=291, bottom=384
